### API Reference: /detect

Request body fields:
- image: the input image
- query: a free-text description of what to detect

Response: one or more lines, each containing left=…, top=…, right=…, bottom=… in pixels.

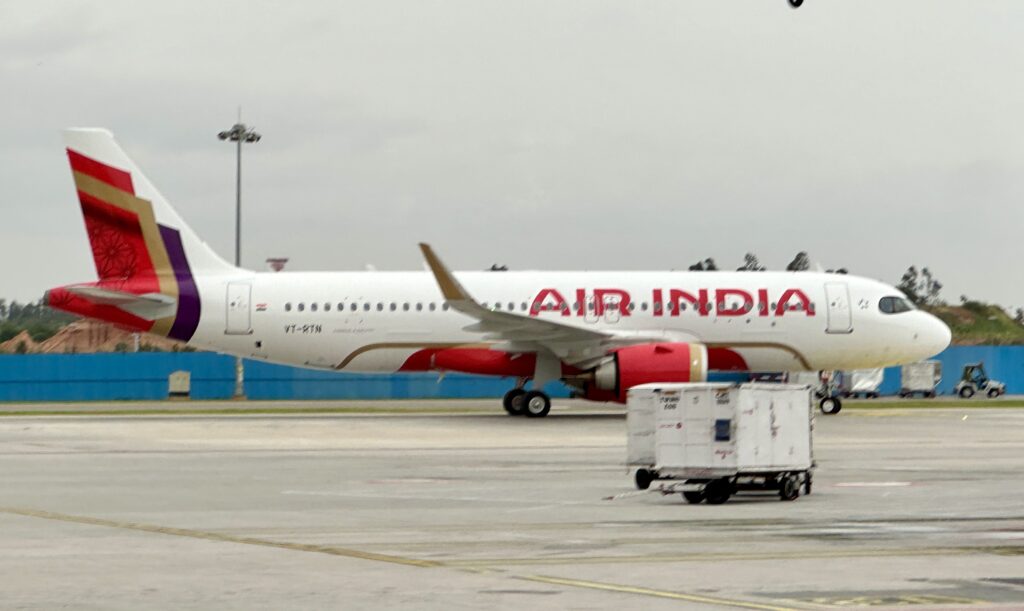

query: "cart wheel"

left=780, top=474, right=801, bottom=501
left=634, top=469, right=653, bottom=490
left=988, top=388, right=1001, bottom=398
left=704, top=479, right=732, bottom=505
left=682, top=491, right=704, bottom=504
left=959, top=386, right=975, bottom=399
left=804, top=473, right=812, bottom=495
left=819, top=397, right=842, bottom=415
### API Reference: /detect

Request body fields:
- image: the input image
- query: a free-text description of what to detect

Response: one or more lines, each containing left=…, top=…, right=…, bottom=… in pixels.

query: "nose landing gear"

left=789, top=0, right=804, bottom=7
left=819, top=396, right=842, bottom=415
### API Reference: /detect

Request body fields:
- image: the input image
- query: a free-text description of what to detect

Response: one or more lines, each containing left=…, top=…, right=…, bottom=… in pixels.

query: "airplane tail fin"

left=47, top=129, right=237, bottom=342
left=63, top=128, right=235, bottom=278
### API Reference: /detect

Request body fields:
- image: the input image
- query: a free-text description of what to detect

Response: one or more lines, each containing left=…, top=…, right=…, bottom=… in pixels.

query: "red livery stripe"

left=68, top=148, right=135, bottom=193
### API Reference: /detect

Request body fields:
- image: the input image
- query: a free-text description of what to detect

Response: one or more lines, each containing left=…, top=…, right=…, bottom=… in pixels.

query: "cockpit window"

left=879, top=296, right=914, bottom=314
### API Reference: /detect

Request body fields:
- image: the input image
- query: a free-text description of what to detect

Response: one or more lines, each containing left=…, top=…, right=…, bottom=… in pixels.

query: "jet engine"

left=577, top=342, right=708, bottom=403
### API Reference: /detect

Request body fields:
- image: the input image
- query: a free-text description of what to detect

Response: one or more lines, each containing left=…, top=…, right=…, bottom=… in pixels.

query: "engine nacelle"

left=585, top=342, right=708, bottom=403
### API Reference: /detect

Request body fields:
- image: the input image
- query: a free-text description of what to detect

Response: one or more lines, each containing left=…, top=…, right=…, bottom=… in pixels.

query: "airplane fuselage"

left=194, top=270, right=949, bottom=374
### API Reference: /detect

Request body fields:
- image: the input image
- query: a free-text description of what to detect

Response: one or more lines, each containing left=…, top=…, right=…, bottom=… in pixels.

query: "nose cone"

left=917, top=312, right=952, bottom=359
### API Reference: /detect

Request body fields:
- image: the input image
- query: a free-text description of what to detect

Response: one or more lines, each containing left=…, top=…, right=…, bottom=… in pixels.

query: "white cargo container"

left=900, top=360, right=942, bottom=398
left=839, top=368, right=884, bottom=399
left=626, top=383, right=814, bottom=504
left=626, top=387, right=659, bottom=489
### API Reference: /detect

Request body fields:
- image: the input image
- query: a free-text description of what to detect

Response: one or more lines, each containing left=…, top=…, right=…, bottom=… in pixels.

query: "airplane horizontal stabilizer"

left=63, top=285, right=178, bottom=321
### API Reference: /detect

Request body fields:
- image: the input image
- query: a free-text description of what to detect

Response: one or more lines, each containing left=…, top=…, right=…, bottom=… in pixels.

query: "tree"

left=786, top=252, right=810, bottom=272
left=920, top=268, right=943, bottom=306
left=737, top=253, right=766, bottom=272
left=898, top=266, right=921, bottom=304
left=689, top=258, right=718, bottom=271
left=1015, top=308, right=1024, bottom=326
left=898, top=266, right=944, bottom=306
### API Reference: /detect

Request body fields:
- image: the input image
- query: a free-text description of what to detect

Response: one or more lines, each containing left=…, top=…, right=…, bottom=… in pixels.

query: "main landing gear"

left=503, top=388, right=551, bottom=418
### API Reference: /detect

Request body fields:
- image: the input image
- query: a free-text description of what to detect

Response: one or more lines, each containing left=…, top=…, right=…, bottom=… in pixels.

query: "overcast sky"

left=2, top=1, right=1022, bottom=308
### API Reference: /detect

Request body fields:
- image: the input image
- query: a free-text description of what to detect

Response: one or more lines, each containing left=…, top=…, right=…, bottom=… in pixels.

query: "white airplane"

left=47, top=129, right=950, bottom=417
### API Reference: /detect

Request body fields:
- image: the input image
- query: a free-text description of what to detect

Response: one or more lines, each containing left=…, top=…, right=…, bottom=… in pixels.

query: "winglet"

left=419, top=243, right=472, bottom=302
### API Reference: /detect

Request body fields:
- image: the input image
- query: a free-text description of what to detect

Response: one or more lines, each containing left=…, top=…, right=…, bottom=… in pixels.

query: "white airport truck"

left=628, top=383, right=814, bottom=504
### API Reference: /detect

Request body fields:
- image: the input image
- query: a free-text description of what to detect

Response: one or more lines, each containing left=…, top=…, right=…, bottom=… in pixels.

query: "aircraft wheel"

left=819, top=397, right=842, bottom=415
left=502, top=388, right=527, bottom=415
left=634, top=469, right=653, bottom=490
left=789, top=0, right=804, bottom=7
left=523, top=391, right=551, bottom=418
left=959, top=386, right=975, bottom=399
left=804, top=473, right=813, bottom=495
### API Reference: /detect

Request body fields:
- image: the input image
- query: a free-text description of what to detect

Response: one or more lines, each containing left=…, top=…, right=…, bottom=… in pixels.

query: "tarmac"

left=2, top=401, right=1024, bottom=610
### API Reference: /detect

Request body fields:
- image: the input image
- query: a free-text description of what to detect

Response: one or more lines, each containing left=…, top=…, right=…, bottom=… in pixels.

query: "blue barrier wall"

left=876, top=345, right=1024, bottom=396
left=0, top=345, right=1021, bottom=402
left=0, top=353, right=570, bottom=402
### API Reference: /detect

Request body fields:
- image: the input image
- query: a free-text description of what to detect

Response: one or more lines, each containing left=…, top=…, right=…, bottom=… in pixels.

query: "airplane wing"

left=63, top=285, right=177, bottom=321
left=419, top=244, right=670, bottom=374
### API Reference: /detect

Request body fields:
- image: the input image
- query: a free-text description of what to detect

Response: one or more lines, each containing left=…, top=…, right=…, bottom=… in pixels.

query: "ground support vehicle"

left=627, top=383, right=814, bottom=503
left=953, top=363, right=1005, bottom=399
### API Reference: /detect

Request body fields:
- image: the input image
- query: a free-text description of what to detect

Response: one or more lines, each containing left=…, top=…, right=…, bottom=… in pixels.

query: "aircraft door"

left=824, top=282, right=853, bottom=334
left=603, top=296, right=621, bottom=324
left=226, top=282, right=253, bottom=335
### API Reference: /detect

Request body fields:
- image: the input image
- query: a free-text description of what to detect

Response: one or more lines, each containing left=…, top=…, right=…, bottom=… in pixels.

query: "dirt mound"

left=0, top=330, right=39, bottom=353
left=34, top=320, right=185, bottom=353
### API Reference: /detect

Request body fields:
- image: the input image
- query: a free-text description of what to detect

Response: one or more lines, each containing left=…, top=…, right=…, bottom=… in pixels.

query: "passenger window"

left=416, top=303, right=423, bottom=311
left=311, top=303, right=318, bottom=312
left=362, top=303, right=369, bottom=311
left=521, top=302, right=527, bottom=311
left=324, top=303, right=331, bottom=312
left=429, top=303, right=436, bottom=311
left=403, top=303, right=410, bottom=311
left=389, top=303, right=396, bottom=311
left=377, top=303, right=384, bottom=311
left=442, top=303, right=450, bottom=311
left=350, top=303, right=357, bottom=312
left=285, top=303, right=292, bottom=312
left=297, top=303, right=305, bottom=312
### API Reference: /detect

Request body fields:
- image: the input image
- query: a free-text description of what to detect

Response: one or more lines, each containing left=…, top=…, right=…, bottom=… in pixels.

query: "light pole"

left=218, top=120, right=261, bottom=399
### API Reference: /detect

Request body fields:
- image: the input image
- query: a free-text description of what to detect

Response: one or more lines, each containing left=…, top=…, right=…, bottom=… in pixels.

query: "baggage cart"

left=900, top=360, right=941, bottom=398
left=627, top=383, right=814, bottom=504
left=838, top=368, right=884, bottom=399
